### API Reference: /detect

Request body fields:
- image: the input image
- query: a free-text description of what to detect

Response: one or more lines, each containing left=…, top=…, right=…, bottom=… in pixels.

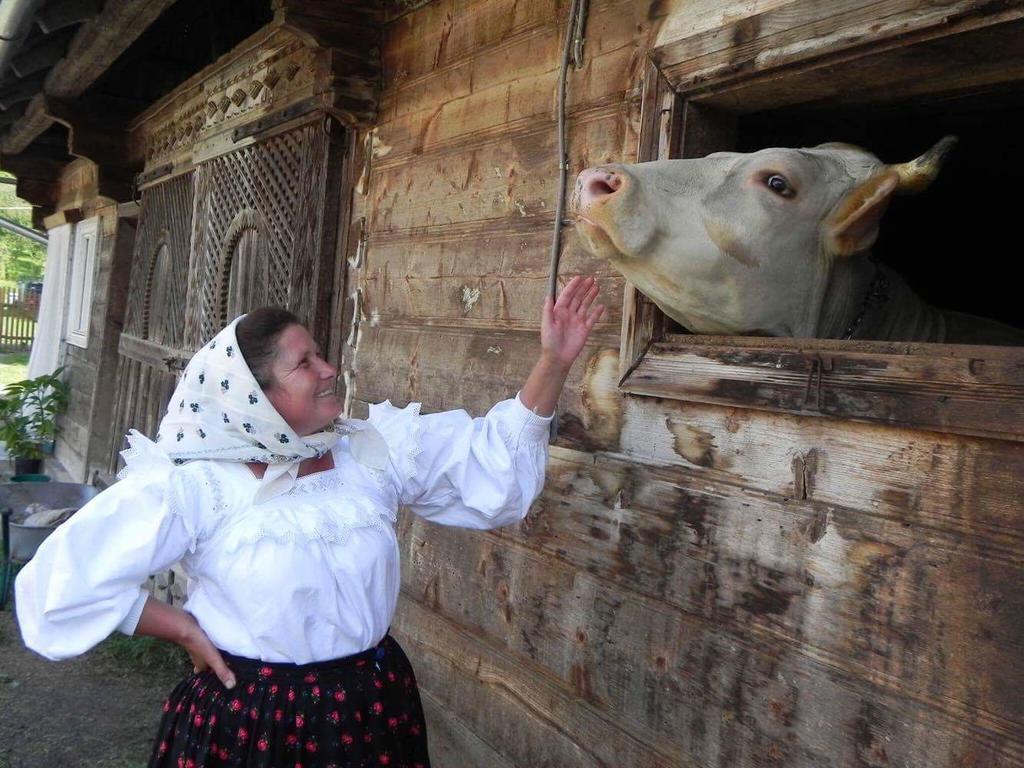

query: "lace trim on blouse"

left=212, top=493, right=396, bottom=553
left=291, top=468, right=346, bottom=495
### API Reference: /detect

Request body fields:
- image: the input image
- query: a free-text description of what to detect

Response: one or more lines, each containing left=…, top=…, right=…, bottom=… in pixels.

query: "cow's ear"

left=823, top=171, right=899, bottom=257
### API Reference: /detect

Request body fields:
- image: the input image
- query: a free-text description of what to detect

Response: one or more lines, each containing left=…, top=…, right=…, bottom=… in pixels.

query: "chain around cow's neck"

left=841, top=266, right=890, bottom=340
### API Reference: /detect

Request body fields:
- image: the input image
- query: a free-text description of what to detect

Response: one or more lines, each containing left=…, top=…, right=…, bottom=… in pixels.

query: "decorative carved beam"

left=276, top=0, right=382, bottom=127
left=2, top=0, right=178, bottom=154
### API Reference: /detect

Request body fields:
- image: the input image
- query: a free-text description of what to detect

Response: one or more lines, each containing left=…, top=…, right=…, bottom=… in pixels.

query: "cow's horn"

left=889, top=135, right=957, bottom=194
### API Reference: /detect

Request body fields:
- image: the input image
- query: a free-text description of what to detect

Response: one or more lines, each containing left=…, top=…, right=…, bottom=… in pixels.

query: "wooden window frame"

left=64, top=217, right=100, bottom=349
left=620, top=37, right=1024, bottom=443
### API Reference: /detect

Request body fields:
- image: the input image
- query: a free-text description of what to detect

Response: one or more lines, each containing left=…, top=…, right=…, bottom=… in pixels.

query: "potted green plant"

left=0, top=368, right=70, bottom=475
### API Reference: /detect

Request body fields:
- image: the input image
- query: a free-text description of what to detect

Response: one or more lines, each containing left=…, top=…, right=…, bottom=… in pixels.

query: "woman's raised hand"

left=519, top=276, right=605, bottom=417
left=541, top=276, right=606, bottom=369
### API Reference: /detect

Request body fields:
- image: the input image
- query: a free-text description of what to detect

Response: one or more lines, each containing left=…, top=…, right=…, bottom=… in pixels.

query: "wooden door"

left=186, top=119, right=343, bottom=351
left=107, top=116, right=345, bottom=473
left=107, top=172, right=195, bottom=473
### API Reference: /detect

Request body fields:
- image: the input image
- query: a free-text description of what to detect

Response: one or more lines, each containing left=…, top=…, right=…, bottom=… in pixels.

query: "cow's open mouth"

left=573, top=214, right=622, bottom=257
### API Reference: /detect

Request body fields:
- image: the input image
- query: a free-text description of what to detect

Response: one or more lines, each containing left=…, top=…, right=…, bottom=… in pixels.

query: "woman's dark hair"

left=236, top=306, right=301, bottom=389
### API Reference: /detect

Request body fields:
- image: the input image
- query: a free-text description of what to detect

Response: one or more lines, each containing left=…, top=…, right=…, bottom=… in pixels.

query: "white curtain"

left=27, top=223, right=72, bottom=379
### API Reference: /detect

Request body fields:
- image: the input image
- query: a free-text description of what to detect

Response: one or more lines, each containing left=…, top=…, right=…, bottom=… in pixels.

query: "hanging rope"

left=547, top=0, right=588, bottom=300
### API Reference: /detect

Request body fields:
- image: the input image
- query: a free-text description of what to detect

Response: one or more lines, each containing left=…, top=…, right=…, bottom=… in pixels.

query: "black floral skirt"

left=148, top=634, right=430, bottom=768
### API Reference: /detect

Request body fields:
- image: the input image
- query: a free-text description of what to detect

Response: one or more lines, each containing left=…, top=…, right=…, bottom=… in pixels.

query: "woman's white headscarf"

left=142, top=315, right=387, bottom=503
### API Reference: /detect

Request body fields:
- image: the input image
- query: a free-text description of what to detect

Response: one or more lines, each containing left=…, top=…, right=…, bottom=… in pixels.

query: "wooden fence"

left=0, top=285, right=39, bottom=352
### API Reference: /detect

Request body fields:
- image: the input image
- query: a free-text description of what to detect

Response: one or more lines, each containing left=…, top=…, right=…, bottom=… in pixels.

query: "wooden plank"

left=404, top=445, right=1024, bottom=713
left=327, top=124, right=365, bottom=374
left=392, top=596, right=683, bottom=768
left=621, top=338, right=1024, bottom=441
left=368, top=111, right=633, bottom=233
left=398, top=505, right=1023, bottom=766
left=697, top=15, right=1024, bottom=114
left=376, top=0, right=656, bottom=156
left=285, top=117, right=337, bottom=341
left=382, top=0, right=564, bottom=86
left=366, top=220, right=610, bottom=275
left=653, top=0, right=1024, bottom=97
left=618, top=397, right=1024, bottom=552
left=117, top=334, right=190, bottom=371
left=619, top=58, right=675, bottom=378
left=418, top=688, right=516, bottom=768
left=352, top=326, right=621, bottom=448
left=376, top=43, right=640, bottom=162
left=359, top=270, right=623, bottom=328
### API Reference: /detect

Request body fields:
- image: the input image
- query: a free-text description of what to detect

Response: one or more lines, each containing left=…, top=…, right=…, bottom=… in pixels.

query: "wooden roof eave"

left=1, top=0, right=178, bottom=156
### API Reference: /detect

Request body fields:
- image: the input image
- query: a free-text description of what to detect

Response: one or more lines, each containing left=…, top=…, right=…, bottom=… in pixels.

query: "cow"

left=571, top=138, right=1023, bottom=345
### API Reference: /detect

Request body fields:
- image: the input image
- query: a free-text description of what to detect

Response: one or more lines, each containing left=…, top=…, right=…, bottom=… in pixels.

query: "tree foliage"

left=0, top=173, right=46, bottom=285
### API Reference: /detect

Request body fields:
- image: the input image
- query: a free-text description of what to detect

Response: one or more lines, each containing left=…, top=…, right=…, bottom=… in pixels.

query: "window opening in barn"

left=615, top=18, right=1024, bottom=440
left=630, top=20, right=1024, bottom=349
left=734, top=91, right=1024, bottom=337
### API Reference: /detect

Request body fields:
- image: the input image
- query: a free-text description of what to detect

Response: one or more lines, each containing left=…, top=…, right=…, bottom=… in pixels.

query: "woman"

left=15, top=276, right=605, bottom=767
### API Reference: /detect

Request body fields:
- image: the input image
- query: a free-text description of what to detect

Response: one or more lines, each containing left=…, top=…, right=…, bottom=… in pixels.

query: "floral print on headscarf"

left=145, top=315, right=387, bottom=503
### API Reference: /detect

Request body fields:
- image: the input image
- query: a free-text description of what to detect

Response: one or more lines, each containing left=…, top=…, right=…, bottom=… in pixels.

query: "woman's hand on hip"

left=178, top=612, right=236, bottom=689
left=134, top=596, right=236, bottom=689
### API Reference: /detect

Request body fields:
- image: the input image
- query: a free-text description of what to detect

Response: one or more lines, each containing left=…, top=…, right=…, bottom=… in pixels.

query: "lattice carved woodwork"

left=129, top=19, right=378, bottom=176
left=215, top=209, right=272, bottom=324
left=107, top=173, right=195, bottom=473
left=123, top=174, right=195, bottom=348
left=136, top=34, right=316, bottom=168
left=143, top=242, right=173, bottom=344
left=185, top=121, right=333, bottom=348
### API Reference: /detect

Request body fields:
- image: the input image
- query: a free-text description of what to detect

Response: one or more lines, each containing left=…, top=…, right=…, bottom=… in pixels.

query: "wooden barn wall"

left=348, top=1, right=1024, bottom=767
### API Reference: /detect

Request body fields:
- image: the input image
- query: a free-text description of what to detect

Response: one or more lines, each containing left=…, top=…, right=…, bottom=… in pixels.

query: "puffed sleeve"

left=15, top=431, right=202, bottom=660
left=368, top=393, right=553, bottom=529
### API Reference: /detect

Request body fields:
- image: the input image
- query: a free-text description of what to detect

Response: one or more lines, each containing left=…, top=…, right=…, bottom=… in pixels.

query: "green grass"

left=97, top=633, right=191, bottom=674
left=0, top=351, right=29, bottom=391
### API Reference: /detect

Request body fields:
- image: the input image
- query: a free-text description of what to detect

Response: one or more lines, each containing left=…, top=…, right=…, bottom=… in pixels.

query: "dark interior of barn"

left=738, top=86, right=1024, bottom=333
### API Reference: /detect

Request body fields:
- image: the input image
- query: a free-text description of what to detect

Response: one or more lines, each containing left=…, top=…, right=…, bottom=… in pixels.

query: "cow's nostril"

left=585, top=173, right=622, bottom=200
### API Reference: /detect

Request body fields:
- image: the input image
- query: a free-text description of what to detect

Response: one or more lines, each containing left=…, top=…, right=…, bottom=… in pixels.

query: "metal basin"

left=0, top=482, right=100, bottom=562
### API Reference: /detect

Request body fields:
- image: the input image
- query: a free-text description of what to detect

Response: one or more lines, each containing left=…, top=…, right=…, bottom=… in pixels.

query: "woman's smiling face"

left=263, top=324, right=341, bottom=436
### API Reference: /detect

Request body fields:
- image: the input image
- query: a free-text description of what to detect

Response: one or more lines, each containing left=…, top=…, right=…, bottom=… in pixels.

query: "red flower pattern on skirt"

left=148, top=635, right=429, bottom=768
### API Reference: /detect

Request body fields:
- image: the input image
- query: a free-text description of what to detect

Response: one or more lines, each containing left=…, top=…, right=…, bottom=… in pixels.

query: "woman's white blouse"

left=16, top=396, right=552, bottom=664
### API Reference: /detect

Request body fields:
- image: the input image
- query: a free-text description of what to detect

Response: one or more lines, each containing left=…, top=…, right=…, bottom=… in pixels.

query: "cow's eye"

left=764, top=174, right=794, bottom=198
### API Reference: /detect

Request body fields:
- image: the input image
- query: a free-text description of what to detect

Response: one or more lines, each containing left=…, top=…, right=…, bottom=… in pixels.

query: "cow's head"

left=571, top=138, right=955, bottom=337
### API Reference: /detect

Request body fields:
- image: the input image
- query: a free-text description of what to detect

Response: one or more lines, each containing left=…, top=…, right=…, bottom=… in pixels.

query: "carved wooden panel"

left=122, top=173, right=194, bottom=348
left=109, top=173, right=196, bottom=473
left=225, top=222, right=271, bottom=321
left=185, top=120, right=333, bottom=347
